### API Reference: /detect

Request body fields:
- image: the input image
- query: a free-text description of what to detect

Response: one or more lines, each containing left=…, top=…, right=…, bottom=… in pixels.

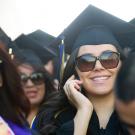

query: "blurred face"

left=76, top=44, right=121, bottom=96
left=44, top=60, right=54, bottom=75
left=116, top=100, right=135, bottom=135
left=18, top=64, right=45, bottom=107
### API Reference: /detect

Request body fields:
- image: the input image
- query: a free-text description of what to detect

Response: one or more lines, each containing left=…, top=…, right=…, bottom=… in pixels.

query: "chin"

left=29, top=99, right=42, bottom=105
left=88, top=88, right=113, bottom=96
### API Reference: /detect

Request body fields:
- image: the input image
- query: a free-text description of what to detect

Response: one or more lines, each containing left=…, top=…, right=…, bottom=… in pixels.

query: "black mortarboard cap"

left=129, top=18, right=135, bottom=25
left=28, top=30, right=55, bottom=45
left=14, top=34, right=57, bottom=64
left=0, top=27, right=12, bottom=48
left=15, top=49, right=44, bottom=68
left=57, top=5, right=135, bottom=54
left=27, top=30, right=58, bottom=54
left=72, top=25, right=120, bottom=51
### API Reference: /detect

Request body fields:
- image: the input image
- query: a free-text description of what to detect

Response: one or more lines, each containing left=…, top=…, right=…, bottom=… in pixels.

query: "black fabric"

left=15, top=49, right=44, bottom=68
left=27, top=30, right=55, bottom=46
left=49, top=5, right=135, bottom=54
left=0, top=27, right=11, bottom=47
left=129, top=18, right=135, bottom=25
left=32, top=107, right=129, bottom=135
left=72, top=25, right=120, bottom=52
left=27, top=30, right=59, bottom=54
left=88, top=111, right=121, bottom=135
left=14, top=34, right=57, bottom=64
left=31, top=129, right=41, bottom=135
left=55, top=108, right=128, bottom=135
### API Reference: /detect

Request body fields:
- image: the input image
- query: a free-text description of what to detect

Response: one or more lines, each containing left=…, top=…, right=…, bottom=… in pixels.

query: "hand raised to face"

left=64, top=75, right=93, bottom=110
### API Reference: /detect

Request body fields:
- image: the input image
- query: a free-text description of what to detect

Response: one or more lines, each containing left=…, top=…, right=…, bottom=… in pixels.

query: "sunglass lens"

left=100, top=52, right=119, bottom=69
left=76, top=54, right=95, bottom=72
left=31, top=72, right=44, bottom=85
left=20, top=74, right=28, bottom=83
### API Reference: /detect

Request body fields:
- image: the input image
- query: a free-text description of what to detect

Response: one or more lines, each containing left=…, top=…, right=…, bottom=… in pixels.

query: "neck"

left=88, top=91, right=115, bottom=129
left=27, top=106, right=39, bottom=126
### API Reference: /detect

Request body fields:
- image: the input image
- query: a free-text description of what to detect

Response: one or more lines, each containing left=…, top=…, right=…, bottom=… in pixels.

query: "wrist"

left=78, top=102, right=93, bottom=111
left=77, top=104, right=93, bottom=114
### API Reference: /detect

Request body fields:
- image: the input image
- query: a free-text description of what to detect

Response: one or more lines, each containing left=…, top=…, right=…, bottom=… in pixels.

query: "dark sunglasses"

left=75, top=51, right=120, bottom=72
left=20, top=72, right=44, bottom=85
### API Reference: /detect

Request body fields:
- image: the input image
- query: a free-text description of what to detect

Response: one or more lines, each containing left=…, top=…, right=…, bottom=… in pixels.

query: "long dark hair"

left=35, top=45, right=126, bottom=134
left=0, top=43, right=30, bottom=126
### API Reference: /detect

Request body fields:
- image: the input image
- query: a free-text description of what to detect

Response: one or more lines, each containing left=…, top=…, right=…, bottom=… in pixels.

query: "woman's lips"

left=90, top=75, right=110, bottom=83
left=26, top=91, right=37, bottom=97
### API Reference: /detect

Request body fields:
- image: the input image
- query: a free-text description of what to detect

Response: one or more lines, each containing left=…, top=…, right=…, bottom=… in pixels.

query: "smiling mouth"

left=92, top=76, right=110, bottom=80
left=90, top=76, right=110, bottom=83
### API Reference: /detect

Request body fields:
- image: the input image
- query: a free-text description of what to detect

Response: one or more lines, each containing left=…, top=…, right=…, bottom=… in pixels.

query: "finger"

left=74, top=83, right=81, bottom=90
left=65, top=80, right=81, bottom=92
left=64, top=86, right=74, bottom=103
left=64, top=86, right=69, bottom=98
left=74, top=79, right=83, bottom=85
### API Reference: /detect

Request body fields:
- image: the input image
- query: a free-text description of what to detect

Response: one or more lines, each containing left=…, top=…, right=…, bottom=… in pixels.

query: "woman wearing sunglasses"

left=15, top=49, right=56, bottom=127
left=0, top=43, right=41, bottom=135
left=33, top=25, right=128, bottom=135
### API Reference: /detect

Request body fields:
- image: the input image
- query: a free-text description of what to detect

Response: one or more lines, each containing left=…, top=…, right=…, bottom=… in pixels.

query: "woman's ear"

left=0, top=74, right=3, bottom=87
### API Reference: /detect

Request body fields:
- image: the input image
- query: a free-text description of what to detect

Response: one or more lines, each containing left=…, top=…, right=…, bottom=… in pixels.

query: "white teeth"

left=92, top=76, right=109, bottom=81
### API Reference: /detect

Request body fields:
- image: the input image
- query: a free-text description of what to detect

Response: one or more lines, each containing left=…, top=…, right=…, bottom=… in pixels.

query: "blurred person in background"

left=14, top=47, right=57, bottom=127
left=15, top=34, right=59, bottom=89
left=115, top=52, right=135, bottom=135
left=0, top=42, right=40, bottom=135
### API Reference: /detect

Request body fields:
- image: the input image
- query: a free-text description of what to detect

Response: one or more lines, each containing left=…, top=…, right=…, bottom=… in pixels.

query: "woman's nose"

left=93, top=60, right=105, bottom=71
left=25, top=79, right=35, bottom=87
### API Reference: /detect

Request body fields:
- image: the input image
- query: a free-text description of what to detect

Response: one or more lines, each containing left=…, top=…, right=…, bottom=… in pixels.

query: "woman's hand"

left=64, top=75, right=93, bottom=135
left=64, top=75, right=93, bottom=110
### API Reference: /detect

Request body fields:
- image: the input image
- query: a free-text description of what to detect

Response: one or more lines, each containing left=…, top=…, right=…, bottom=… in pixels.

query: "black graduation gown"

left=32, top=107, right=129, bottom=135
left=55, top=108, right=129, bottom=135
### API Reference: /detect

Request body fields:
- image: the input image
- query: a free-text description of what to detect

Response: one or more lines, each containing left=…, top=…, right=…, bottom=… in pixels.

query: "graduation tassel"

left=59, top=36, right=65, bottom=84
left=8, top=48, right=14, bottom=60
left=0, top=60, right=2, bottom=64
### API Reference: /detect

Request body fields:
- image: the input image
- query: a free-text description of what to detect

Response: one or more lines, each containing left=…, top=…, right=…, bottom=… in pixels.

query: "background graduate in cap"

left=115, top=52, right=135, bottom=135
left=14, top=35, right=57, bottom=126
left=27, top=30, right=58, bottom=77
left=0, top=41, right=42, bottom=135
left=15, top=33, right=59, bottom=88
left=27, top=30, right=59, bottom=88
left=14, top=34, right=57, bottom=66
left=31, top=5, right=133, bottom=135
